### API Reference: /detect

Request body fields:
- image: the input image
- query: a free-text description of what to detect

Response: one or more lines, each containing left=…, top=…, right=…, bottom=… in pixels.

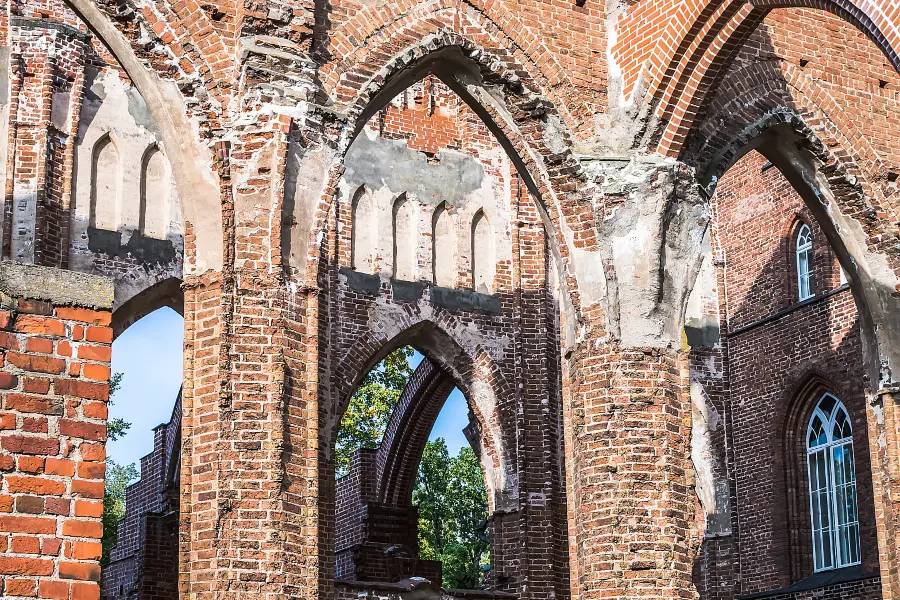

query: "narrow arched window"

left=432, top=203, right=456, bottom=287
left=393, top=194, right=415, bottom=281
left=807, top=394, right=860, bottom=572
left=796, top=224, right=814, bottom=301
left=352, top=186, right=375, bottom=273
left=91, top=134, right=119, bottom=230
left=140, top=146, right=170, bottom=239
left=471, top=210, right=493, bottom=293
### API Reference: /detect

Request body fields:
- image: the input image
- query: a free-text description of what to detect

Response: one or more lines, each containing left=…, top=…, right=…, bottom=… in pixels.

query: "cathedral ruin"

left=0, top=1, right=899, bottom=599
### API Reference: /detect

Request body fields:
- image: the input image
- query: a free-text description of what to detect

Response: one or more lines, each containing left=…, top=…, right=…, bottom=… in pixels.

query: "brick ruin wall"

left=0, top=0, right=183, bottom=319
left=0, top=1, right=899, bottom=600
left=688, top=150, right=880, bottom=600
left=0, top=265, right=114, bottom=600
left=318, top=75, right=569, bottom=596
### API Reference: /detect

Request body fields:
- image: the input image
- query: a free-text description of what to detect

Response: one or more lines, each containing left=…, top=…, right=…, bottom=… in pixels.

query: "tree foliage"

left=102, top=459, right=139, bottom=566
left=107, top=372, right=131, bottom=442
left=336, top=346, right=414, bottom=476
left=415, top=440, right=490, bottom=589
left=102, top=372, right=137, bottom=567
left=415, top=438, right=452, bottom=557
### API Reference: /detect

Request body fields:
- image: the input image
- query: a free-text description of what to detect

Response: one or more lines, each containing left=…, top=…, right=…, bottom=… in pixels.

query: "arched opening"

left=91, top=134, right=119, bottom=231
left=321, top=63, right=566, bottom=600
left=102, top=290, right=184, bottom=600
left=686, top=146, right=882, bottom=598
left=334, top=346, right=491, bottom=591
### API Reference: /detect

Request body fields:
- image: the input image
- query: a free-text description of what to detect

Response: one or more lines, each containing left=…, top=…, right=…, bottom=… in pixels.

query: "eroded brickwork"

left=0, top=1, right=899, bottom=600
left=0, top=266, right=113, bottom=600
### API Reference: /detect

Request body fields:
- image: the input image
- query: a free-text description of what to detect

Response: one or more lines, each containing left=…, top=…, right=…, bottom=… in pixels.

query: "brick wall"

left=693, top=150, right=881, bottom=599
left=0, top=263, right=113, bottom=600
left=317, top=76, right=568, bottom=598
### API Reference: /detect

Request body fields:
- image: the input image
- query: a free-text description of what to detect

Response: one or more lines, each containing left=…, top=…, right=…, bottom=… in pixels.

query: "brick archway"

left=690, top=110, right=900, bottom=599
left=60, top=0, right=224, bottom=273
left=307, top=30, right=599, bottom=323
left=672, top=36, right=900, bottom=386
left=612, top=0, right=900, bottom=107
left=628, top=0, right=900, bottom=157
left=318, top=0, right=593, bottom=136
left=110, top=277, right=184, bottom=340
left=328, top=317, right=513, bottom=502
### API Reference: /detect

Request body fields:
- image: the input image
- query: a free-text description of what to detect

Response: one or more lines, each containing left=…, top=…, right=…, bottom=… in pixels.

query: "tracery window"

left=807, top=394, right=860, bottom=572
left=796, top=223, right=814, bottom=301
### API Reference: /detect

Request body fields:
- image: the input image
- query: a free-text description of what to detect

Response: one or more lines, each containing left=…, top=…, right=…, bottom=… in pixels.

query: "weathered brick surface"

left=2, top=1, right=900, bottom=600
left=0, top=301, right=111, bottom=600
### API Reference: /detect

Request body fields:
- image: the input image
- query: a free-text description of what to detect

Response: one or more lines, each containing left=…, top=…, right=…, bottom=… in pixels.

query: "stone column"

left=0, top=261, right=113, bottom=600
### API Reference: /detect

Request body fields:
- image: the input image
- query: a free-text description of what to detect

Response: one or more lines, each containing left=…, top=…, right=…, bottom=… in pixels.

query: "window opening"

left=797, top=223, right=814, bottom=300
left=807, top=393, right=860, bottom=572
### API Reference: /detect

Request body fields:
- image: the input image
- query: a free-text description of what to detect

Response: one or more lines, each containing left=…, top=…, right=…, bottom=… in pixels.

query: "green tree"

left=101, top=372, right=137, bottom=567
left=336, top=346, right=414, bottom=476
left=414, top=440, right=490, bottom=589
left=441, top=446, right=490, bottom=589
left=413, top=438, right=452, bottom=559
left=101, top=459, right=138, bottom=566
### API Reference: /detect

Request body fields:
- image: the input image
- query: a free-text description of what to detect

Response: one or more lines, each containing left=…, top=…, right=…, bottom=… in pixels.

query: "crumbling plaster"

left=585, top=157, right=710, bottom=349
left=66, top=0, right=222, bottom=274
left=71, top=68, right=184, bottom=310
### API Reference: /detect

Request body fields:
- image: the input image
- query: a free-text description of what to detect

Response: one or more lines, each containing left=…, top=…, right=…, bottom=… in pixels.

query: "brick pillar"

left=179, top=130, right=317, bottom=599
left=4, top=17, right=86, bottom=266
left=0, top=261, right=113, bottom=600
left=565, top=340, right=694, bottom=600
left=869, top=385, right=900, bottom=600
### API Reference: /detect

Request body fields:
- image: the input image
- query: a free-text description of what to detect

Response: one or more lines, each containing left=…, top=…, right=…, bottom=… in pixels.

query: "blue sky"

left=108, top=310, right=471, bottom=471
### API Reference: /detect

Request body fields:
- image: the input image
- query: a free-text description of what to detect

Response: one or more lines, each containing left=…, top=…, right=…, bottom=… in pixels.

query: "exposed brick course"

left=1, top=1, right=900, bottom=600
left=0, top=301, right=111, bottom=600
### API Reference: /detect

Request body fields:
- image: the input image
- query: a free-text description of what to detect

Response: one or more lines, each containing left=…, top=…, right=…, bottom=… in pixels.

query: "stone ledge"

left=0, top=261, right=115, bottom=309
